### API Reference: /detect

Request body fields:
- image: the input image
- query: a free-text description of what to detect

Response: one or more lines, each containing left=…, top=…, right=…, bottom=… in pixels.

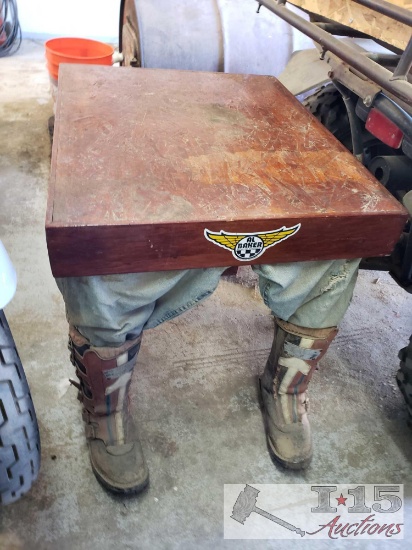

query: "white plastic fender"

left=122, top=0, right=314, bottom=76
left=0, top=240, right=17, bottom=309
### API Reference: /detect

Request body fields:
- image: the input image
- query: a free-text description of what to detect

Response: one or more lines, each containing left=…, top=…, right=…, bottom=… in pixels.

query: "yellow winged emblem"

left=204, top=224, right=301, bottom=261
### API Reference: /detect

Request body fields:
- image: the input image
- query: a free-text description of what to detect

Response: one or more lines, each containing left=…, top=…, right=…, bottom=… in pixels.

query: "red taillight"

left=0, top=17, right=6, bottom=47
left=365, top=108, right=404, bottom=148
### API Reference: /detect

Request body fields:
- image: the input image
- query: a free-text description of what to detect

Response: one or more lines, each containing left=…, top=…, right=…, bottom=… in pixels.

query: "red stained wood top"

left=46, top=64, right=407, bottom=277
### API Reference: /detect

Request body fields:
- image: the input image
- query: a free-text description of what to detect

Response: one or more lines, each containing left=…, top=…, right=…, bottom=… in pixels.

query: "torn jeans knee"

left=254, top=259, right=360, bottom=328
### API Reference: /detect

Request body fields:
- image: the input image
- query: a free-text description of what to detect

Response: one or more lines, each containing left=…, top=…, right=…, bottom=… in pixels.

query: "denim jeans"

left=56, top=259, right=360, bottom=347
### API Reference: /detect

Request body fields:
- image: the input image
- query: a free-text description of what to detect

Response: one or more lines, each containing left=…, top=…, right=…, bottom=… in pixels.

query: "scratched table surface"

left=46, top=64, right=407, bottom=277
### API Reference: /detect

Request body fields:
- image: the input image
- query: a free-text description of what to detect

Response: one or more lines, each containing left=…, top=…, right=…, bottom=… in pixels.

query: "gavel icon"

left=231, top=484, right=305, bottom=537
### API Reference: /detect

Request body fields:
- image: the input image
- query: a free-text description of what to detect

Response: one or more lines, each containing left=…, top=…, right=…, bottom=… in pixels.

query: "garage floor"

left=1, top=40, right=412, bottom=549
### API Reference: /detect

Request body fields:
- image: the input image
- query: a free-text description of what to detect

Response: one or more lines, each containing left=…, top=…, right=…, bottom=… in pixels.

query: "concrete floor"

left=1, top=40, right=412, bottom=549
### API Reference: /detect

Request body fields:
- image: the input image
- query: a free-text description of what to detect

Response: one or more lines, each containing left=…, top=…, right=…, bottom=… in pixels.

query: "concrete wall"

left=18, top=0, right=120, bottom=41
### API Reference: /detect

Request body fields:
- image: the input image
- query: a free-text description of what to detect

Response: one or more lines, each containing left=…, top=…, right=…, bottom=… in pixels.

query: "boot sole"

left=92, top=465, right=150, bottom=496
left=266, top=435, right=312, bottom=471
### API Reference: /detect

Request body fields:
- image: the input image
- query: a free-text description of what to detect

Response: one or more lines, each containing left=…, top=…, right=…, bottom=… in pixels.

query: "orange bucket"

left=45, top=37, right=114, bottom=81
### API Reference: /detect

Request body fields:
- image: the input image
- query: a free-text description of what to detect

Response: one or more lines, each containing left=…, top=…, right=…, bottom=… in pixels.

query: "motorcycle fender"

left=277, top=48, right=330, bottom=96
left=0, top=240, right=17, bottom=309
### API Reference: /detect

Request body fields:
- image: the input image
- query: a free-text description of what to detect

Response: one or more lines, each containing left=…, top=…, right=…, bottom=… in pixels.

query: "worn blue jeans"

left=56, top=259, right=360, bottom=347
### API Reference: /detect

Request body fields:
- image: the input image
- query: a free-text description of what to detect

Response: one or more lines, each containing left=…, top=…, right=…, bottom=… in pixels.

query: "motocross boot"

left=68, top=325, right=149, bottom=494
left=260, top=318, right=337, bottom=470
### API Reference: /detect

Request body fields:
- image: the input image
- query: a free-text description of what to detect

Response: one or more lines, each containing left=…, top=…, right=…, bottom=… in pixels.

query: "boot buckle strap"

left=68, top=337, right=76, bottom=366
left=85, top=423, right=97, bottom=439
left=69, top=378, right=81, bottom=391
left=82, top=410, right=98, bottom=439
left=284, top=341, right=321, bottom=361
left=104, top=356, right=135, bottom=380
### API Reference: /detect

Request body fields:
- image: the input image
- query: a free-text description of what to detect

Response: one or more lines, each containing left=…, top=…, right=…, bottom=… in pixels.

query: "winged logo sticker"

left=204, top=224, right=301, bottom=261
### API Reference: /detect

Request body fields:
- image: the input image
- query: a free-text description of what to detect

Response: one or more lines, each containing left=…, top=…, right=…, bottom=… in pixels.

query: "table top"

left=46, top=64, right=407, bottom=277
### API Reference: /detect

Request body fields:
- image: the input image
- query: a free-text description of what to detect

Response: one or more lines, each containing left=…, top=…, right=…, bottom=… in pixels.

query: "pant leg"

left=56, top=267, right=225, bottom=347
left=56, top=259, right=359, bottom=347
left=252, top=259, right=360, bottom=328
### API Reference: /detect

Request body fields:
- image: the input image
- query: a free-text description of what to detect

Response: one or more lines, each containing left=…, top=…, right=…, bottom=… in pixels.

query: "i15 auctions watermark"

left=224, top=484, right=404, bottom=540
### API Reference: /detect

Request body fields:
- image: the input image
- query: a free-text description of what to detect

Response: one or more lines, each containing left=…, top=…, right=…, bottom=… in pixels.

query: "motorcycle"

left=0, top=240, right=40, bottom=504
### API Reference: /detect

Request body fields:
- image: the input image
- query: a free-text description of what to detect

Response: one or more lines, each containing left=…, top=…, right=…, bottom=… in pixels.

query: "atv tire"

left=397, top=336, right=412, bottom=427
left=304, top=84, right=393, bottom=165
left=0, top=310, right=40, bottom=505
left=303, top=84, right=352, bottom=149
